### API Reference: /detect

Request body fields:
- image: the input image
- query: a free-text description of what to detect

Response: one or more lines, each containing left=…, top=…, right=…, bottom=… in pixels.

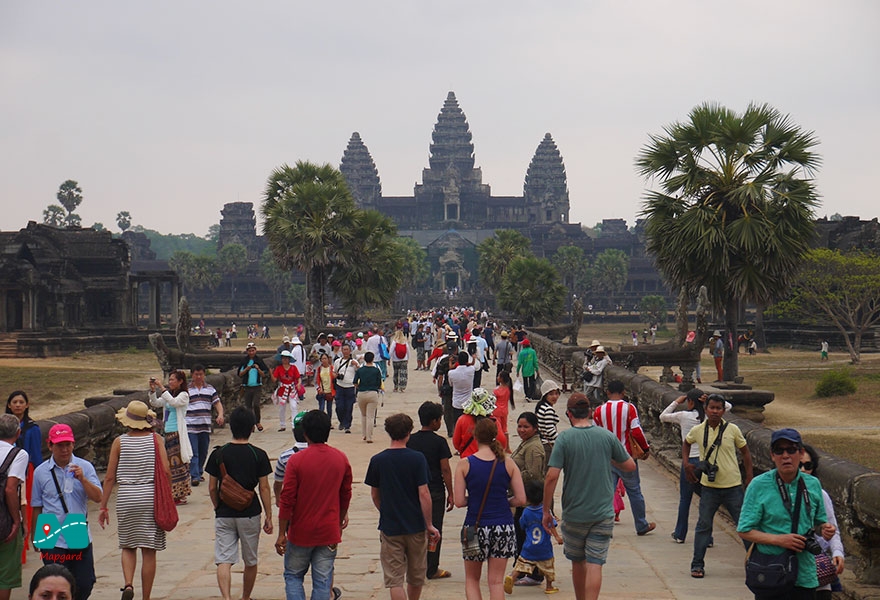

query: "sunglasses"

left=800, top=461, right=814, bottom=471
left=772, top=446, right=800, bottom=456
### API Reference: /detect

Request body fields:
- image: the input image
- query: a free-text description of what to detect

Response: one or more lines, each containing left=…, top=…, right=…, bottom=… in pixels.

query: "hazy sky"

left=2, top=1, right=878, bottom=236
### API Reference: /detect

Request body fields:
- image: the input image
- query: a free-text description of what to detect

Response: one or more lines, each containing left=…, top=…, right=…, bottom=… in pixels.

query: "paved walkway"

left=21, top=361, right=755, bottom=600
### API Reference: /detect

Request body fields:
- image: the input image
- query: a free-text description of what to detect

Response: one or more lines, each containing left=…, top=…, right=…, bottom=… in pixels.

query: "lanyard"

left=701, top=420, right=727, bottom=465
left=775, top=472, right=808, bottom=534
left=49, top=467, right=70, bottom=514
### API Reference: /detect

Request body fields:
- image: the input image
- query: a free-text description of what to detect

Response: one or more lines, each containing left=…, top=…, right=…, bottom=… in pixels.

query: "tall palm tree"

left=636, top=102, right=819, bottom=380
left=592, top=249, right=629, bottom=307
left=262, top=161, right=357, bottom=336
left=498, top=256, right=567, bottom=326
left=477, top=229, right=532, bottom=291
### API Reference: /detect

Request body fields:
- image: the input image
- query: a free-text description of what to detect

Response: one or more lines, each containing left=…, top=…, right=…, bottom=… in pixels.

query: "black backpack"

left=0, top=447, right=23, bottom=540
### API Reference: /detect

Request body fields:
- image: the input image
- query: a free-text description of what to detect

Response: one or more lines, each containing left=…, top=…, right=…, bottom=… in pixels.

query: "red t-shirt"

left=453, top=415, right=508, bottom=458
left=273, top=364, right=300, bottom=385
left=279, top=444, right=353, bottom=546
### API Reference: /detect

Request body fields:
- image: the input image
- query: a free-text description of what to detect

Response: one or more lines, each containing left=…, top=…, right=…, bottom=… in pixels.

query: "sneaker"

left=514, top=576, right=540, bottom=587
left=332, top=587, right=342, bottom=600
left=671, top=534, right=685, bottom=544
left=339, top=424, right=344, bottom=431
left=637, top=522, right=656, bottom=536
left=191, top=479, right=200, bottom=487
left=345, top=429, right=351, bottom=434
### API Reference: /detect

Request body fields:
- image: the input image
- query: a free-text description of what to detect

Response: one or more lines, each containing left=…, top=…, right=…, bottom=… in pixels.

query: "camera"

left=802, top=529, right=822, bottom=555
left=695, top=460, right=718, bottom=483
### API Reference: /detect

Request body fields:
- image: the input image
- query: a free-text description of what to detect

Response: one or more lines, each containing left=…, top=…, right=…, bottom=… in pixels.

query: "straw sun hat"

left=116, top=400, right=157, bottom=430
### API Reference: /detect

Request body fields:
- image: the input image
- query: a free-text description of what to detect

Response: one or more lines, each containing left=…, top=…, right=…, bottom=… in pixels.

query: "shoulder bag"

left=217, top=444, right=257, bottom=511
left=461, top=458, right=498, bottom=560
left=153, top=434, right=179, bottom=532
left=626, top=403, right=648, bottom=460
left=744, top=475, right=806, bottom=595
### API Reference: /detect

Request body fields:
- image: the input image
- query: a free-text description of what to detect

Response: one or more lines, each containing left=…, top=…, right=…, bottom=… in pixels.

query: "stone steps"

left=0, top=336, right=19, bottom=358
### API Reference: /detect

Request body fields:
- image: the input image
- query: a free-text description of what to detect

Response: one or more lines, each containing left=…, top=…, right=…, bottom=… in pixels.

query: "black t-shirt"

left=365, top=448, right=430, bottom=536
left=413, top=330, right=425, bottom=348
left=205, top=442, right=272, bottom=518
left=407, top=431, right=452, bottom=493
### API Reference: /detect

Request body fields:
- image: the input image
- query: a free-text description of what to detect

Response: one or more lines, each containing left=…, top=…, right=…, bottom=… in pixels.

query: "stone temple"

left=339, top=91, right=591, bottom=291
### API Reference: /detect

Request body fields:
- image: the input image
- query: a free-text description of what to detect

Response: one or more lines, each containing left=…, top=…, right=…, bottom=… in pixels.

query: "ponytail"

left=489, top=438, right=506, bottom=461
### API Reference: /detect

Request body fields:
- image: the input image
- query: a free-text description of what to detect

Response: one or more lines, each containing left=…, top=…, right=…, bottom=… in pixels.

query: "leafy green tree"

left=592, top=249, right=629, bottom=302
left=57, top=179, right=82, bottom=214
left=498, top=256, right=567, bottom=325
left=328, top=210, right=402, bottom=321
left=262, top=161, right=358, bottom=335
left=552, top=245, right=588, bottom=295
left=287, top=284, right=307, bottom=313
left=639, top=295, right=667, bottom=327
left=260, top=248, right=292, bottom=313
left=170, top=251, right=221, bottom=318
left=91, top=222, right=105, bottom=231
left=637, top=102, right=819, bottom=380
left=477, top=229, right=532, bottom=291
left=42, top=205, right=65, bottom=227
left=117, top=211, right=132, bottom=232
left=130, top=227, right=216, bottom=259
left=206, top=223, right=221, bottom=243
left=771, top=249, right=880, bottom=364
left=217, top=243, right=248, bottom=313
left=397, top=236, right=430, bottom=289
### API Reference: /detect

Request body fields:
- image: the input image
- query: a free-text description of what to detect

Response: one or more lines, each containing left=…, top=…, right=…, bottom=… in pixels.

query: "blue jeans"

left=283, top=542, right=336, bottom=600
left=316, top=393, right=333, bottom=419
left=335, top=386, right=356, bottom=430
left=674, top=457, right=701, bottom=541
left=188, top=431, right=210, bottom=481
left=691, top=485, right=744, bottom=570
left=611, top=462, right=650, bottom=534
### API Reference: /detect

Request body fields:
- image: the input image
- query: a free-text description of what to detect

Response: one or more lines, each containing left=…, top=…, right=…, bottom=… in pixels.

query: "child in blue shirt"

left=505, top=481, right=563, bottom=594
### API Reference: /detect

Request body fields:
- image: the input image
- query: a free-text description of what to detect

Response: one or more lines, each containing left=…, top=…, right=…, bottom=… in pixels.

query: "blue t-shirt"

left=246, top=359, right=259, bottom=387
left=519, top=505, right=555, bottom=561
left=365, top=448, right=430, bottom=536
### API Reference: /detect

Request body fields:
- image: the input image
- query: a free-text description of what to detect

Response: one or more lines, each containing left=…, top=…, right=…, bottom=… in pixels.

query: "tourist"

left=453, top=388, right=508, bottom=458
left=660, top=389, right=730, bottom=544
left=593, top=380, right=655, bottom=537
left=542, top=393, right=635, bottom=600
left=454, top=417, right=525, bottom=600
left=433, top=346, right=458, bottom=437
left=289, top=337, right=308, bottom=379
left=273, top=411, right=309, bottom=506
left=683, top=394, right=753, bottom=579
left=483, top=322, right=495, bottom=361
left=315, top=352, right=335, bottom=420
left=237, top=342, right=270, bottom=432
left=275, top=336, right=294, bottom=362
left=515, top=339, right=539, bottom=400
left=276, top=410, right=352, bottom=600
left=583, top=346, right=611, bottom=405
left=365, top=413, right=440, bottom=600
left=27, top=564, right=75, bottom=600
left=820, top=340, right=829, bottom=362
left=31, top=424, right=102, bottom=600
left=800, top=444, right=845, bottom=598
left=389, top=328, right=410, bottom=392
left=492, top=371, right=515, bottom=450
left=186, top=364, right=225, bottom=488
left=471, top=326, right=489, bottom=388
left=333, top=344, right=359, bottom=434
left=149, top=370, right=192, bottom=504
left=494, top=331, right=514, bottom=376
left=354, top=352, right=383, bottom=443
left=0, top=413, right=28, bottom=600
left=535, top=380, right=561, bottom=466
left=365, top=326, right=388, bottom=380
left=412, top=324, right=427, bottom=371
left=204, top=407, right=273, bottom=600
left=737, top=429, right=834, bottom=598
left=6, top=390, right=42, bottom=559
left=711, top=331, right=724, bottom=381
left=509, top=412, right=546, bottom=587
left=99, top=400, right=170, bottom=600
left=504, top=480, right=562, bottom=595
left=272, top=350, right=302, bottom=432
left=449, top=351, right=476, bottom=426
left=406, top=402, right=454, bottom=580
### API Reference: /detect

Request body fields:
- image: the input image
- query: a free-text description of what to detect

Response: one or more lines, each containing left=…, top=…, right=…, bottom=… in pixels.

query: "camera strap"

left=775, top=473, right=807, bottom=534
left=701, top=420, right=728, bottom=466
left=50, top=467, right=70, bottom=514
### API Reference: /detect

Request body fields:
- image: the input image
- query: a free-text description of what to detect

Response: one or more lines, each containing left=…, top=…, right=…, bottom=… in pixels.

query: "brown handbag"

left=152, top=434, right=179, bottom=532
left=218, top=445, right=256, bottom=511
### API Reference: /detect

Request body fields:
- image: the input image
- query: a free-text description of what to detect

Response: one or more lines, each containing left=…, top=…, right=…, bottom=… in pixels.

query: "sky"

left=2, top=1, right=878, bottom=236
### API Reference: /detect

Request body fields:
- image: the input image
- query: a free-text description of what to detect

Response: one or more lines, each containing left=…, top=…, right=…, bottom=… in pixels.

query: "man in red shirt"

left=275, top=410, right=353, bottom=599
left=593, top=380, right=656, bottom=537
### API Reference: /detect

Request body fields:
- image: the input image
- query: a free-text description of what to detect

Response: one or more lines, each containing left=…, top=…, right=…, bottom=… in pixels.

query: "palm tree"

left=498, top=256, right=567, bottom=326
left=592, top=249, right=629, bottom=307
left=477, top=229, right=532, bottom=291
left=262, top=161, right=357, bottom=336
left=217, top=243, right=248, bottom=313
left=636, top=102, right=819, bottom=380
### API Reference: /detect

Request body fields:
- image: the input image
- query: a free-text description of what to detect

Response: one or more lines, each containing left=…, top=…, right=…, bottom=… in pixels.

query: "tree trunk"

left=851, top=330, right=863, bottom=364
left=754, top=303, right=767, bottom=351
left=675, top=286, right=689, bottom=347
left=306, top=265, right=325, bottom=340
left=722, top=297, right=740, bottom=381
left=229, top=276, right=236, bottom=314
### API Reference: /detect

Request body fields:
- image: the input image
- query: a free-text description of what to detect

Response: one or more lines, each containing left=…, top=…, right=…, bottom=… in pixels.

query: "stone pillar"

left=170, top=281, right=179, bottom=325
left=0, top=292, right=6, bottom=332
left=26, top=289, right=36, bottom=330
left=132, top=282, right=140, bottom=327
left=149, top=279, right=161, bottom=329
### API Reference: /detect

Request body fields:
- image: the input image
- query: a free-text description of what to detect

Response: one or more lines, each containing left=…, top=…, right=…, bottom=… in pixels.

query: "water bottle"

left=64, top=465, right=75, bottom=494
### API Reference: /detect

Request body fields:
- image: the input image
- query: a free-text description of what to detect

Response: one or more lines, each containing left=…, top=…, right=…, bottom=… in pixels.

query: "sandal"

left=690, top=568, right=704, bottom=579
left=256, top=423, right=264, bottom=432
left=430, top=569, right=452, bottom=579
left=121, top=585, right=134, bottom=600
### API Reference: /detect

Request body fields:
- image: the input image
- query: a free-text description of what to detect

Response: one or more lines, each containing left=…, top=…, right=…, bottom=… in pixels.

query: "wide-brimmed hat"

left=290, top=336, right=303, bottom=345
left=500, top=331, right=509, bottom=338
left=282, top=336, right=291, bottom=343
left=590, top=339, right=601, bottom=347
left=463, top=387, right=496, bottom=417
left=594, top=345, right=606, bottom=354
left=713, top=330, right=722, bottom=338
left=540, top=379, right=561, bottom=398
left=116, top=401, right=157, bottom=430
left=280, top=350, right=293, bottom=359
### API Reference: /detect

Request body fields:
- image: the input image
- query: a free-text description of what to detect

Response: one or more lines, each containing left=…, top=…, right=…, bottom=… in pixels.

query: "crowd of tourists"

left=0, top=311, right=847, bottom=600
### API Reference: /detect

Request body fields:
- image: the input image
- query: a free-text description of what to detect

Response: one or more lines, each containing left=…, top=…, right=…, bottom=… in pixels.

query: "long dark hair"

left=6, top=390, right=32, bottom=423
left=498, top=370, right=514, bottom=408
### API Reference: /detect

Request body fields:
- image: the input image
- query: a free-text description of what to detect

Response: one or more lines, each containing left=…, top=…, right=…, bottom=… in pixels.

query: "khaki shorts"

left=512, top=556, right=556, bottom=580
left=379, top=531, right=427, bottom=588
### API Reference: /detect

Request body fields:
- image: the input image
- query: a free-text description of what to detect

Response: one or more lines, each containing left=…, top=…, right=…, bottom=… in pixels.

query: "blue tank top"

left=464, top=455, right=513, bottom=527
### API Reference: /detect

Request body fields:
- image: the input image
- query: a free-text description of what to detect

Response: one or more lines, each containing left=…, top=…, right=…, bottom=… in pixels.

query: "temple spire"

left=524, top=133, right=569, bottom=224
left=340, top=132, right=382, bottom=208
left=428, top=91, right=476, bottom=175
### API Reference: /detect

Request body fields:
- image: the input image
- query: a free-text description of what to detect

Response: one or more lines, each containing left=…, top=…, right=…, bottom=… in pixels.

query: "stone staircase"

left=0, top=334, right=20, bottom=358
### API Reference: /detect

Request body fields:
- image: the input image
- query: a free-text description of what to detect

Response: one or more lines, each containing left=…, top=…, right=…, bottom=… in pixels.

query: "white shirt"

left=365, top=334, right=383, bottom=358
left=448, top=364, right=476, bottom=409
left=659, top=399, right=733, bottom=458
left=0, top=439, right=29, bottom=486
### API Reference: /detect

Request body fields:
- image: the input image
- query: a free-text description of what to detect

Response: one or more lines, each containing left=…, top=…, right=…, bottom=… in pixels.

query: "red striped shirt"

left=593, top=400, right=649, bottom=456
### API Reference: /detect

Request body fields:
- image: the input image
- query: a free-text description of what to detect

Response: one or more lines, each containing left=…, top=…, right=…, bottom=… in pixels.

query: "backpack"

left=395, top=343, right=407, bottom=359
left=378, top=341, right=390, bottom=361
left=0, top=447, right=23, bottom=540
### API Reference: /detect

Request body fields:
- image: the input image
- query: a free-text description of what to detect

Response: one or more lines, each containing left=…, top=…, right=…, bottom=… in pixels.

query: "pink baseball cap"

left=48, top=423, right=75, bottom=444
